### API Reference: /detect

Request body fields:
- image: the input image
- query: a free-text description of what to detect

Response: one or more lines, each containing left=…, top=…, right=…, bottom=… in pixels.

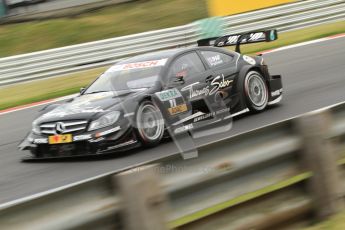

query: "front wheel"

left=244, top=71, right=268, bottom=112
left=135, top=101, right=165, bottom=147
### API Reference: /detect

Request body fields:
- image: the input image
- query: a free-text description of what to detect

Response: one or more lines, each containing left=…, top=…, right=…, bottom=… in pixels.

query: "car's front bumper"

left=20, top=122, right=141, bottom=160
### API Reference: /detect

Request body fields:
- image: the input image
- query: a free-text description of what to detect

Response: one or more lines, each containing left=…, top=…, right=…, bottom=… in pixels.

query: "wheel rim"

left=137, top=103, right=164, bottom=141
left=246, top=74, right=267, bottom=107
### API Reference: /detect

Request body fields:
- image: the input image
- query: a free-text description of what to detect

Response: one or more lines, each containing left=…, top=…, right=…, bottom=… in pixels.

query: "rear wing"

left=197, top=29, right=278, bottom=53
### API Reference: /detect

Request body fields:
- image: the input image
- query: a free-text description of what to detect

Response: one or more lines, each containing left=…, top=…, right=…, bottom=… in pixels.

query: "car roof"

left=115, top=46, right=237, bottom=65
left=118, top=47, right=196, bottom=64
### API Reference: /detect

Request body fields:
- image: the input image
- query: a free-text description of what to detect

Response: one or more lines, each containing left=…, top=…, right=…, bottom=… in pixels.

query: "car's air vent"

left=40, top=120, right=88, bottom=135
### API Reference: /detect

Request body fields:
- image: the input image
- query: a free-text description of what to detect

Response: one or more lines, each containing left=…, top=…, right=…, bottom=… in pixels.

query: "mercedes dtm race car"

left=19, top=30, right=283, bottom=159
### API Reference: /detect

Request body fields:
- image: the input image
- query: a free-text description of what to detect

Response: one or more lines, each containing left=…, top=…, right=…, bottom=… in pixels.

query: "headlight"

left=32, top=121, right=40, bottom=134
left=88, top=111, right=120, bottom=131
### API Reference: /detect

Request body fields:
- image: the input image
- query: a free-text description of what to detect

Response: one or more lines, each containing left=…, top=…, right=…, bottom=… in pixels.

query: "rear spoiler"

left=197, top=29, right=278, bottom=53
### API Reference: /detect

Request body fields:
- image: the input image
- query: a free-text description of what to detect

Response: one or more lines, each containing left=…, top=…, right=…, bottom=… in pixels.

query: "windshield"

left=84, top=59, right=167, bottom=94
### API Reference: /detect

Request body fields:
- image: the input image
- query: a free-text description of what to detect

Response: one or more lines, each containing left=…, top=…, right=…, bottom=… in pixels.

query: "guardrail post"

left=296, top=109, right=344, bottom=220
left=115, top=164, right=168, bottom=230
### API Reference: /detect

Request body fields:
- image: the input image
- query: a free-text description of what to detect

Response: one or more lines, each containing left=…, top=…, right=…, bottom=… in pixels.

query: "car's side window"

left=168, top=52, right=205, bottom=83
left=200, top=51, right=234, bottom=68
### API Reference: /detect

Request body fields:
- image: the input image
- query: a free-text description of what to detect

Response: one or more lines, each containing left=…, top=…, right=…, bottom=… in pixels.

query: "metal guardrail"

left=0, top=0, right=345, bottom=86
left=0, top=102, right=345, bottom=229
left=3, top=0, right=135, bottom=21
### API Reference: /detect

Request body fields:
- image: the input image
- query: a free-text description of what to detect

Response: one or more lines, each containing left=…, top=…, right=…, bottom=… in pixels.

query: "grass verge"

left=1, top=20, right=345, bottom=111
left=0, top=67, right=107, bottom=110
left=0, top=0, right=207, bottom=57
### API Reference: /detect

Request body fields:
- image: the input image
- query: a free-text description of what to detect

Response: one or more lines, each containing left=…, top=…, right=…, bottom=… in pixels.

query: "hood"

left=36, top=90, right=146, bottom=123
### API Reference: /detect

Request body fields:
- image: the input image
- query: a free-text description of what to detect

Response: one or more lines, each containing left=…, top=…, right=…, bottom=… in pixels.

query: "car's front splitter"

left=21, top=124, right=141, bottom=160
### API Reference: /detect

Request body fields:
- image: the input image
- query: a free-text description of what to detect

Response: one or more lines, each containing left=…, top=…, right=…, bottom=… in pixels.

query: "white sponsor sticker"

left=181, top=74, right=233, bottom=99
left=271, top=88, right=283, bottom=97
left=107, top=59, right=168, bottom=72
left=32, top=138, right=48, bottom=144
left=89, top=137, right=105, bottom=143
left=193, top=108, right=230, bottom=122
left=243, top=55, right=256, bottom=65
left=207, top=55, right=223, bottom=66
left=174, top=124, right=193, bottom=134
left=73, top=134, right=92, bottom=141
left=97, top=126, right=121, bottom=137
left=106, top=140, right=137, bottom=151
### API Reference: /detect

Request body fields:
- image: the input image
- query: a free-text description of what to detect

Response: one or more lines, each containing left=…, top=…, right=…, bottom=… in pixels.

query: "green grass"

left=1, top=20, right=345, bottom=111
left=0, top=0, right=207, bottom=57
left=0, top=67, right=107, bottom=110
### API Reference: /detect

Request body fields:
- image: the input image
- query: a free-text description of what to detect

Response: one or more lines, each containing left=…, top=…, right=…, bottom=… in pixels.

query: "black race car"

left=19, top=30, right=283, bottom=159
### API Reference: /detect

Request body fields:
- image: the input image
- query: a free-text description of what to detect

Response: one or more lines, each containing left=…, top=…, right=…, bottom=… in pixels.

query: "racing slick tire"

left=244, top=71, right=269, bottom=112
left=135, top=100, right=165, bottom=147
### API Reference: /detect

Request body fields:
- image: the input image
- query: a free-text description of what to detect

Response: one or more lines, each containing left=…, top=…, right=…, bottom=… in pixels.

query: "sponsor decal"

left=105, top=140, right=137, bottom=151
left=207, top=55, right=224, bottom=66
left=89, top=137, right=105, bottom=143
left=124, top=112, right=135, bottom=117
left=243, top=55, right=256, bottom=65
left=95, top=126, right=121, bottom=138
left=225, top=35, right=240, bottom=45
left=156, top=88, right=181, bottom=101
left=169, top=99, right=177, bottom=108
left=73, top=134, right=92, bottom=141
left=271, top=88, right=283, bottom=97
left=216, top=32, right=266, bottom=47
left=172, top=111, right=205, bottom=126
left=32, top=138, right=48, bottom=144
left=182, top=82, right=208, bottom=98
left=174, top=124, right=193, bottom=134
left=168, top=104, right=188, bottom=115
left=107, top=59, right=168, bottom=72
left=181, top=74, right=233, bottom=99
left=193, top=108, right=230, bottom=122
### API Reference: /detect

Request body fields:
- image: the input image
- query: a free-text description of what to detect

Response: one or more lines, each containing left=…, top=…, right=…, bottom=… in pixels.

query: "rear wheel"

left=244, top=71, right=268, bottom=112
left=135, top=101, right=165, bottom=147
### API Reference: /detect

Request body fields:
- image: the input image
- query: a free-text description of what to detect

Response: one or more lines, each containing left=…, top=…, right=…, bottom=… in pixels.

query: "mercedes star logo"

left=55, top=122, right=65, bottom=134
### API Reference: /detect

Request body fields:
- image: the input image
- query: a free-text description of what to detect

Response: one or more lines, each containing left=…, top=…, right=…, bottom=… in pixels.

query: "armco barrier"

left=0, top=102, right=344, bottom=229
left=0, top=0, right=345, bottom=86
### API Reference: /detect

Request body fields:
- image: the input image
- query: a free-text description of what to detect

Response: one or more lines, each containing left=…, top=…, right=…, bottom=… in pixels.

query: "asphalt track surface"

left=0, top=37, right=345, bottom=205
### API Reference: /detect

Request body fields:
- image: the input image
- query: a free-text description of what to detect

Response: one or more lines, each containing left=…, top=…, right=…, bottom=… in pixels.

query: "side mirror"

left=80, top=87, right=86, bottom=94
left=174, top=75, right=185, bottom=84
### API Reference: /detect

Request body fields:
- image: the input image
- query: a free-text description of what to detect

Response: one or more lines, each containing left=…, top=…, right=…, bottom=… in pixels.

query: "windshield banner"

left=107, top=59, right=168, bottom=72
